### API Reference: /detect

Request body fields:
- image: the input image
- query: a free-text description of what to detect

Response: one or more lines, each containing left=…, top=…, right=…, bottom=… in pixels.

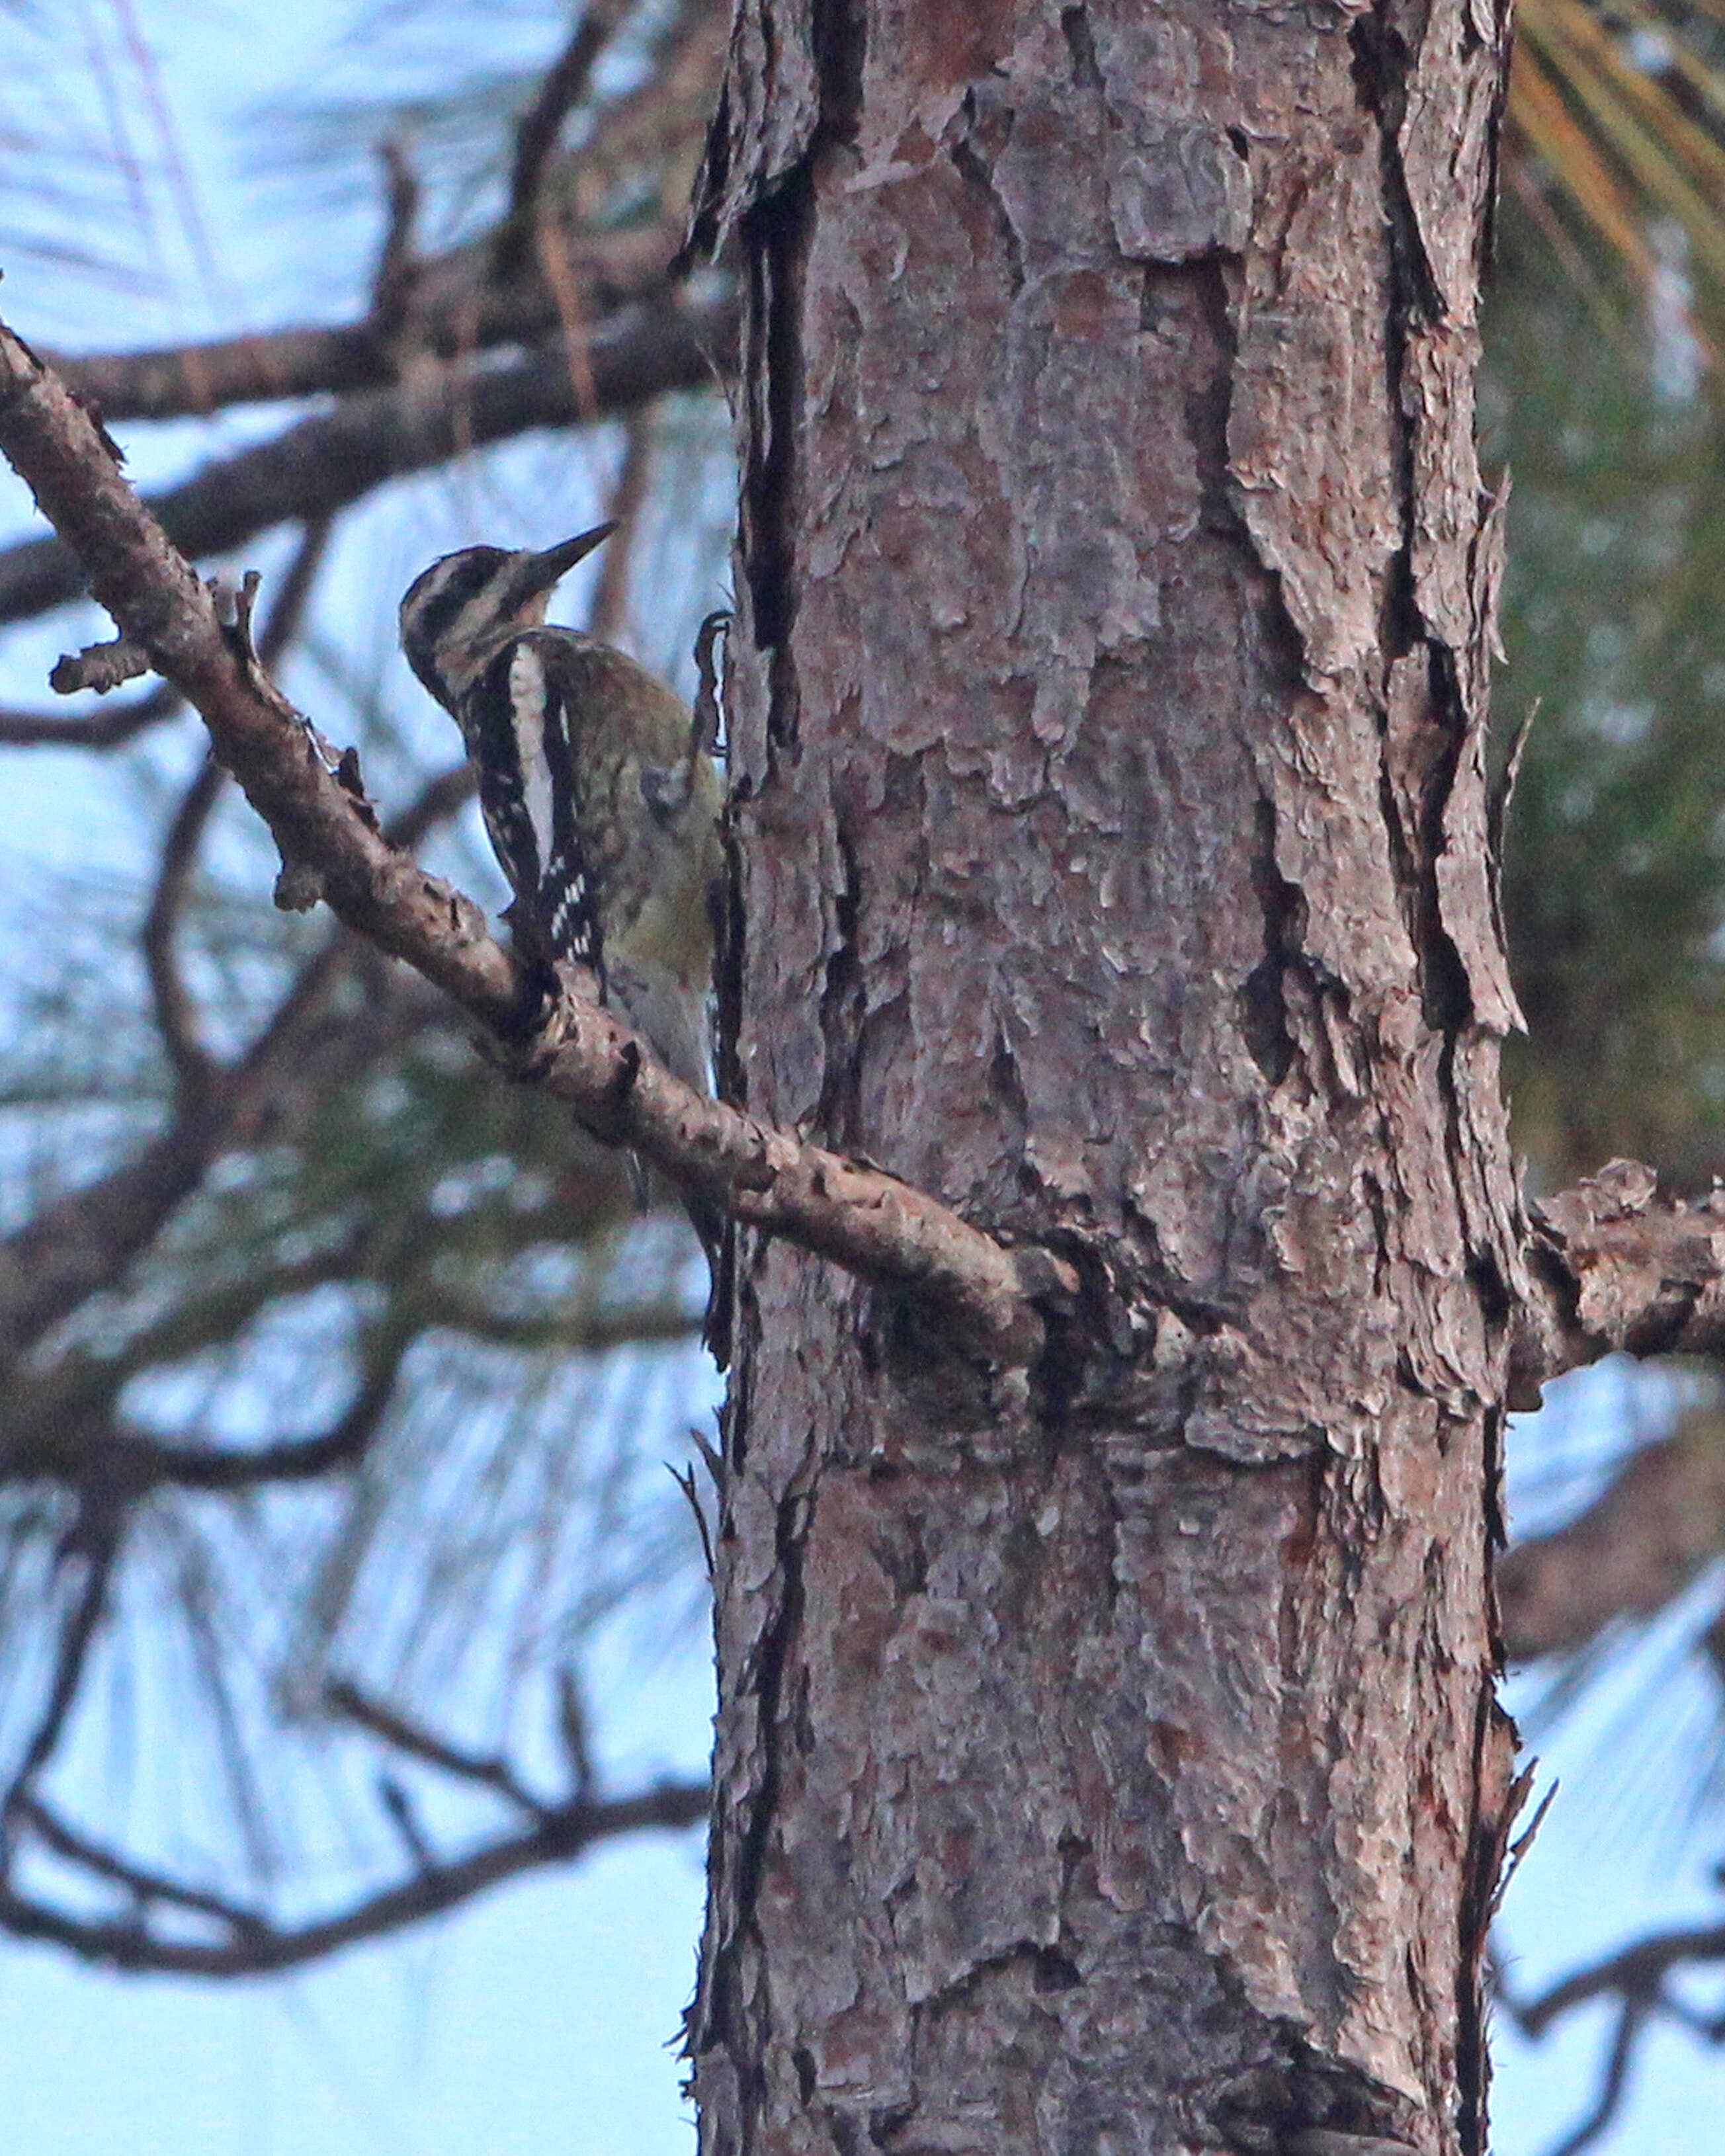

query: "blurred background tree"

left=0, top=0, right=733, bottom=1999
left=5, top=2, right=1725, bottom=2151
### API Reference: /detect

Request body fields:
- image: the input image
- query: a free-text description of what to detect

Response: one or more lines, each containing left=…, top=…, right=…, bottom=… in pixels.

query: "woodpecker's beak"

left=503, top=522, right=618, bottom=616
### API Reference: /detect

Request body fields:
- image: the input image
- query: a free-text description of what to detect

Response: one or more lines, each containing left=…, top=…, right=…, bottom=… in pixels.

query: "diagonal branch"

left=1497, top=1913, right=1725, bottom=2156
left=142, top=756, right=227, bottom=1100
left=2, top=1255, right=697, bottom=1494
left=0, top=679, right=180, bottom=747
left=1544, top=2001, right=1644, bottom=2156
left=0, top=290, right=739, bottom=627
left=97, top=1323, right=415, bottom=1493
left=2, top=1773, right=707, bottom=1977
left=0, top=930, right=419, bottom=1383
left=324, top=1679, right=544, bottom=1817
left=503, top=0, right=633, bottom=249
left=13, top=1793, right=271, bottom=1937
left=1512, top=1159, right=1725, bottom=1402
left=0, top=315, right=1072, bottom=1368
left=30, top=0, right=729, bottom=427
left=3, top=1501, right=122, bottom=1821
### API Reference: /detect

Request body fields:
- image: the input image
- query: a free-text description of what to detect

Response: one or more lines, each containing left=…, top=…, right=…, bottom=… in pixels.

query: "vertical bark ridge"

left=694, top=5, right=1522, bottom=2153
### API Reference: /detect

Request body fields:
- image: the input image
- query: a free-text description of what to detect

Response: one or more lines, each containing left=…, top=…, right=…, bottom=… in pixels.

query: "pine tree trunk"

left=692, top=6, right=1522, bottom=2153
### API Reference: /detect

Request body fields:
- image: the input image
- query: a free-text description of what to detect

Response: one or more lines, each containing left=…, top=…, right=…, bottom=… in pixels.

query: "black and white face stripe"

left=400, top=530, right=612, bottom=716
left=398, top=547, right=516, bottom=710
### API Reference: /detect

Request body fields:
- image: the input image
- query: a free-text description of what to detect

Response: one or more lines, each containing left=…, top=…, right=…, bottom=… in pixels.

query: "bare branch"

left=1, top=1774, right=707, bottom=1977
left=1507, top=1918, right=1725, bottom=2039
left=325, top=1679, right=544, bottom=1817
left=503, top=0, right=632, bottom=249
left=13, top=1793, right=272, bottom=1936
left=556, top=1670, right=595, bottom=1798
left=0, top=315, right=1073, bottom=1367
left=253, top=518, right=335, bottom=671
left=1512, top=1161, right=1725, bottom=1402
left=0, top=288, right=739, bottom=628
left=0, top=679, right=180, bottom=747
left=3, top=1505, right=121, bottom=1820
left=0, top=932, right=399, bottom=1379
left=19, top=1233, right=375, bottom=1442
left=669, top=1458, right=716, bottom=1580
left=377, top=1776, right=437, bottom=1872
left=30, top=0, right=729, bottom=427
left=1497, top=1914, right=1725, bottom=2156
left=142, top=519, right=336, bottom=1100
left=100, top=1325, right=412, bottom=1493
left=50, top=634, right=152, bottom=693
left=370, top=138, right=421, bottom=335
left=3, top=1245, right=697, bottom=1493
left=142, top=757, right=226, bottom=1098
left=0, top=1130, right=220, bottom=1390
left=1544, top=2003, right=1644, bottom=2156
left=34, top=222, right=692, bottom=422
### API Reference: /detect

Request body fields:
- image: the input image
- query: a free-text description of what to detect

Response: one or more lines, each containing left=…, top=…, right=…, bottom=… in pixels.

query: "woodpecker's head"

left=398, top=521, right=616, bottom=716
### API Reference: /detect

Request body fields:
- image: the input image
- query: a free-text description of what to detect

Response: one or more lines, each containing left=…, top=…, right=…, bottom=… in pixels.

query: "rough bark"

left=693, top=7, right=1521, bottom=2156
left=1515, top=1160, right=1725, bottom=1389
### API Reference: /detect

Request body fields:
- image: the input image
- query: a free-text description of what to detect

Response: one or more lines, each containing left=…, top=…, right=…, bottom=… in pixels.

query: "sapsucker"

left=398, top=522, right=724, bottom=1102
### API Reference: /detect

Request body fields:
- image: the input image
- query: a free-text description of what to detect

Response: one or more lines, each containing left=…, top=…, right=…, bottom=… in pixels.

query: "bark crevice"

left=696, top=3, right=1519, bottom=2150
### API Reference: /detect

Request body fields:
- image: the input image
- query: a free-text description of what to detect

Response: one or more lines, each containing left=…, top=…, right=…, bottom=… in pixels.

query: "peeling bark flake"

left=697, top=6, right=1521, bottom=2155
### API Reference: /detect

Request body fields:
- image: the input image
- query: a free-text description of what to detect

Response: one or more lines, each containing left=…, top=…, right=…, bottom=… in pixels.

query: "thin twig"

left=0, top=679, right=180, bottom=747
left=501, top=0, right=634, bottom=263
left=370, top=137, right=421, bottom=333
left=3, top=1503, right=121, bottom=1824
left=669, top=1460, right=716, bottom=1579
left=0, top=291, right=741, bottom=628
left=12, top=1792, right=269, bottom=1936
left=589, top=417, right=654, bottom=640
left=324, top=1680, right=544, bottom=1818
left=377, top=1776, right=437, bottom=1873
left=1547, top=2001, right=1643, bottom=2156
left=555, top=1669, right=594, bottom=1799
left=142, top=755, right=226, bottom=1099
left=30, top=0, right=729, bottom=427
left=0, top=1776, right=706, bottom=1977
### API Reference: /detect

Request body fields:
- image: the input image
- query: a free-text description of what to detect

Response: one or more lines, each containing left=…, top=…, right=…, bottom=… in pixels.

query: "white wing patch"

left=509, top=642, right=557, bottom=876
